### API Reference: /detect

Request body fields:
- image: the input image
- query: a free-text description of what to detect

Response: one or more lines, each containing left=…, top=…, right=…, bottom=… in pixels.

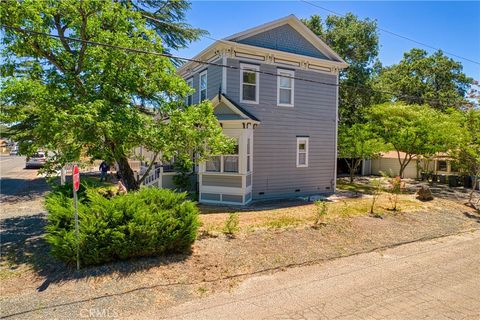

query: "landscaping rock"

left=416, top=186, right=434, bottom=201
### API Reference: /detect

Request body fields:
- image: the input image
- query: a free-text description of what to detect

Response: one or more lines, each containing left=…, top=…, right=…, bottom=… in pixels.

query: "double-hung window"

left=296, top=137, right=309, bottom=168
left=199, top=70, right=207, bottom=102
left=277, top=69, right=294, bottom=107
left=205, top=139, right=239, bottom=173
left=186, top=78, right=193, bottom=106
left=240, top=64, right=259, bottom=104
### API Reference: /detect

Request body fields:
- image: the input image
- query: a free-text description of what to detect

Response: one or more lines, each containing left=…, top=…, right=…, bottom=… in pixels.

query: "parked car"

left=26, top=152, right=46, bottom=169
left=9, top=149, right=18, bottom=156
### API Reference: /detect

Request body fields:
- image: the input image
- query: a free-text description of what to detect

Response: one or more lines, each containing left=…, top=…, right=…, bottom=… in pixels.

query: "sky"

left=175, top=1, right=480, bottom=79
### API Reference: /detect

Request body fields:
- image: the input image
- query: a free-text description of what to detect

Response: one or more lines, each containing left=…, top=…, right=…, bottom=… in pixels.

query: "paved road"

left=0, top=155, right=49, bottom=202
left=152, top=230, right=480, bottom=320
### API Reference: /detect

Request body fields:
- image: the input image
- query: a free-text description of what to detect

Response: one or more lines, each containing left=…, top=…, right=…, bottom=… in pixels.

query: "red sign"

left=73, top=165, right=80, bottom=191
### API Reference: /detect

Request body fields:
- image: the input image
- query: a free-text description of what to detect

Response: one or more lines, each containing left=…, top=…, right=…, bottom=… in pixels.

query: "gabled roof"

left=177, top=15, right=348, bottom=76
left=212, top=94, right=260, bottom=123
left=224, top=15, right=347, bottom=65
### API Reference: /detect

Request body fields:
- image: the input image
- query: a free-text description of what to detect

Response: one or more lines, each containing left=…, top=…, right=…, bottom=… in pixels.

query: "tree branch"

left=54, top=14, right=73, bottom=53
left=138, top=151, right=160, bottom=185
left=75, top=5, right=88, bottom=75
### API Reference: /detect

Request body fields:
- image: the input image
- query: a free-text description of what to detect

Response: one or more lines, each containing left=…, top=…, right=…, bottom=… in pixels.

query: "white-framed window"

left=199, top=70, right=207, bottom=102
left=205, top=139, right=239, bottom=173
left=186, top=78, right=193, bottom=106
left=296, top=137, right=309, bottom=168
left=240, top=64, right=259, bottom=104
left=277, top=69, right=294, bottom=107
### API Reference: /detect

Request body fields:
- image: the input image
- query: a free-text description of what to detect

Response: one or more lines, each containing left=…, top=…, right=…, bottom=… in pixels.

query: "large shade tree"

left=302, top=13, right=382, bottom=125
left=0, top=0, right=230, bottom=190
left=368, top=103, right=461, bottom=178
left=375, top=48, right=473, bottom=111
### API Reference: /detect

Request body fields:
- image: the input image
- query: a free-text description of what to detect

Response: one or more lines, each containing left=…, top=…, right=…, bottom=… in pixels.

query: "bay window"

left=205, top=140, right=239, bottom=173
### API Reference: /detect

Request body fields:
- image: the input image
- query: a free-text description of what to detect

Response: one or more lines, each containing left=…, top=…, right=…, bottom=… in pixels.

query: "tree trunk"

left=469, top=173, right=479, bottom=206
left=117, top=154, right=139, bottom=191
left=399, top=165, right=405, bottom=179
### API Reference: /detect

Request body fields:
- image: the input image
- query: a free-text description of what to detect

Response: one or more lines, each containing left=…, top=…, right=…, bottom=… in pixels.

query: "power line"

left=1, top=24, right=464, bottom=107
left=299, top=0, right=480, bottom=66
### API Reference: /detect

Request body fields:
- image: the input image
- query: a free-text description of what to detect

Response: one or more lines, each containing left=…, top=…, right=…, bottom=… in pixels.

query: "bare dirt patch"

left=1, top=181, right=479, bottom=319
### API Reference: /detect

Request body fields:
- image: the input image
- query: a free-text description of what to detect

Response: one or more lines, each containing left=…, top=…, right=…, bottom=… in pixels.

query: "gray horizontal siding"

left=222, top=194, right=243, bottom=203
left=186, top=58, right=222, bottom=105
left=226, top=58, right=337, bottom=200
left=162, top=174, right=176, bottom=189
left=202, top=174, right=242, bottom=188
left=201, top=193, right=220, bottom=201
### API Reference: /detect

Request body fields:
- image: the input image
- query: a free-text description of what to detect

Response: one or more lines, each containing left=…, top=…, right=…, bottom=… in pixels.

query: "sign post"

left=72, top=165, right=80, bottom=270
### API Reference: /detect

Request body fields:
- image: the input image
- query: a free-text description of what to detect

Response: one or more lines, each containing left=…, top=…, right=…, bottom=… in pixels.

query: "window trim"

left=199, top=70, right=207, bottom=102
left=277, top=69, right=295, bottom=107
left=296, top=137, right=309, bottom=168
left=186, top=77, right=193, bottom=106
left=240, top=63, right=259, bottom=104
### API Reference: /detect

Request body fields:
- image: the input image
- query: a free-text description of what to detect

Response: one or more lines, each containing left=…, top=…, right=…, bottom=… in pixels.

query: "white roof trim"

left=177, top=40, right=347, bottom=76
left=224, top=15, right=347, bottom=65
left=211, top=94, right=260, bottom=124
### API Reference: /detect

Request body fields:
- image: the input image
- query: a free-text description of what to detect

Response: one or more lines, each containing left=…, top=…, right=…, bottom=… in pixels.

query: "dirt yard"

left=1, top=178, right=479, bottom=319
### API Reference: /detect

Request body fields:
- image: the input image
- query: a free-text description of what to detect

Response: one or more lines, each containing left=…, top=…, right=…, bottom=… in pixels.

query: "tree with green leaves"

left=374, top=48, right=473, bottom=111
left=338, top=123, right=385, bottom=183
left=451, top=108, right=480, bottom=207
left=0, top=0, right=230, bottom=190
left=302, top=13, right=382, bottom=125
left=368, top=103, right=461, bottom=178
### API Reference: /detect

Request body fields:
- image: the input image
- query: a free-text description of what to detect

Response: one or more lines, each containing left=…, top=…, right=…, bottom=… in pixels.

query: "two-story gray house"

left=174, top=15, right=347, bottom=205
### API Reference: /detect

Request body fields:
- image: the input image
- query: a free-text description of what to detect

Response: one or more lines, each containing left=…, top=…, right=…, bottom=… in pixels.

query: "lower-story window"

left=206, top=156, right=221, bottom=172
left=205, top=140, right=239, bottom=173
left=296, top=137, right=309, bottom=168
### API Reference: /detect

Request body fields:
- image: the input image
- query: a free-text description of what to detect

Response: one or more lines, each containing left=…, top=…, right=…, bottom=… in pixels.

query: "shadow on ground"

left=0, top=212, right=190, bottom=292
left=0, top=177, right=50, bottom=202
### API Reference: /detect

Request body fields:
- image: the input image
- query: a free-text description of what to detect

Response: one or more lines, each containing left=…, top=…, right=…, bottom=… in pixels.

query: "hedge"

left=45, top=186, right=199, bottom=266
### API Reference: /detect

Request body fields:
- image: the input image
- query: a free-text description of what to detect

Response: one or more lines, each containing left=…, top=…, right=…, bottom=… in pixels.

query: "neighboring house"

left=144, top=15, right=348, bottom=205
left=366, top=151, right=458, bottom=179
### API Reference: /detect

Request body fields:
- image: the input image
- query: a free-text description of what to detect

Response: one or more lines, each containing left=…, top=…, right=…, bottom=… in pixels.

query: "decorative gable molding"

left=178, top=15, right=347, bottom=78
left=225, top=15, right=347, bottom=65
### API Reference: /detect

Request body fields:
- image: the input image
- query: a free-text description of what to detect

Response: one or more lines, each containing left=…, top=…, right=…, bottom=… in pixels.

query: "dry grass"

left=199, top=193, right=428, bottom=235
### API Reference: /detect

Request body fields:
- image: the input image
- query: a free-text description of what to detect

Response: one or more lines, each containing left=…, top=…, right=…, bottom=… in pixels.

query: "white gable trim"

left=211, top=94, right=260, bottom=124
left=224, top=15, right=347, bottom=65
left=178, top=40, right=347, bottom=78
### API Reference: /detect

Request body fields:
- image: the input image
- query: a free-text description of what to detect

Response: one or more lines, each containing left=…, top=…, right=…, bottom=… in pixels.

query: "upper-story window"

left=277, top=69, right=294, bottom=107
left=240, top=64, right=259, bottom=104
left=199, top=70, right=207, bottom=101
left=186, top=78, right=193, bottom=106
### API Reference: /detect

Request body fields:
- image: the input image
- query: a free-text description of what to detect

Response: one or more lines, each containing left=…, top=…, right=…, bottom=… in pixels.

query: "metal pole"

left=74, top=188, right=80, bottom=270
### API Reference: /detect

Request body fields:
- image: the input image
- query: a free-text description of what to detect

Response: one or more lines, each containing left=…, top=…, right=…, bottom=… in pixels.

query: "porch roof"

left=212, top=94, right=260, bottom=123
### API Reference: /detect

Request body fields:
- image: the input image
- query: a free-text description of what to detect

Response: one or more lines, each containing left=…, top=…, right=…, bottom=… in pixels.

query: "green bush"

left=222, top=212, right=240, bottom=236
left=45, top=187, right=199, bottom=266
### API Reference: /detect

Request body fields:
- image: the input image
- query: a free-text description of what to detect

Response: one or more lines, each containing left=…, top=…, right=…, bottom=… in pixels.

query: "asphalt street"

left=151, top=230, right=480, bottom=320
left=0, top=155, right=50, bottom=202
